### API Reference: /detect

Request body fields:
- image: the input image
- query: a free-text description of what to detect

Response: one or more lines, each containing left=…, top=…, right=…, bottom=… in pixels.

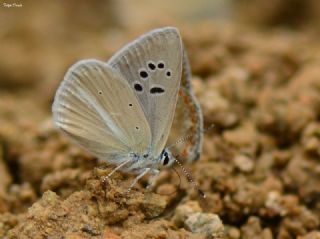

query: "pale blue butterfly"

left=52, top=27, right=204, bottom=196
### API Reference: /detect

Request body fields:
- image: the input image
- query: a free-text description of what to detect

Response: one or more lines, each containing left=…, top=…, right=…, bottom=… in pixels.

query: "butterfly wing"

left=108, top=27, right=183, bottom=158
left=52, top=60, right=152, bottom=162
left=167, top=49, right=203, bottom=162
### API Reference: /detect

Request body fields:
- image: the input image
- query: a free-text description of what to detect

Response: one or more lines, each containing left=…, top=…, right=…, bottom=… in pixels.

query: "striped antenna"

left=174, top=155, right=206, bottom=198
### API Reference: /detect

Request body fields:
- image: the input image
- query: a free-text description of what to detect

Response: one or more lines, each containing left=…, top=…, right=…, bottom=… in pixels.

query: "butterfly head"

left=157, top=148, right=206, bottom=198
left=158, top=148, right=174, bottom=168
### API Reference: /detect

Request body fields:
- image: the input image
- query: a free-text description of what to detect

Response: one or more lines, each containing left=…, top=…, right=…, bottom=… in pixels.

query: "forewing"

left=167, top=49, right=203, bottom=162
left=108, top=27, right=183, bottom=158
left=52, top=60, right=152, bottom=161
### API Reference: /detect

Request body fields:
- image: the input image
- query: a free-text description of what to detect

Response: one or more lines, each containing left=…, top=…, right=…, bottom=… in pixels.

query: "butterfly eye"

left=162, top=150, right=170, bottom=165
left=163, top=155, right=170, bottom=165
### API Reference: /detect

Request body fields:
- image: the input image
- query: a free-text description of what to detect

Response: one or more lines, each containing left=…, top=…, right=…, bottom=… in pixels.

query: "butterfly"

left=52, top=27, right=203, bottom=194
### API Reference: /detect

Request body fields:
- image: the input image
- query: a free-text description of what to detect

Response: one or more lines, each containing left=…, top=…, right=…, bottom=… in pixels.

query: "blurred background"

left=1, top=0, right=320, bottom=116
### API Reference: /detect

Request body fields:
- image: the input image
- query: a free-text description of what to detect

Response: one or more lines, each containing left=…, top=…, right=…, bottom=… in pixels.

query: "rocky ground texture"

left=1, top=1, right=320, bottom=238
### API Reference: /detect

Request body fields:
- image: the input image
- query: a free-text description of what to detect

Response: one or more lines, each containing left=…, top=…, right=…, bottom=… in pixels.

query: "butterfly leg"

left=146, top=169, right=160, bottom=190
left=102, top=159, right=131, bottom=184
left=127, top=168, right=150, bottom=194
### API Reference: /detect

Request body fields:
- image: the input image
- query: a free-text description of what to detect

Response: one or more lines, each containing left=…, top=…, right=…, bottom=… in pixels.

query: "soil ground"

left=1, top=1, right=320, bottom=238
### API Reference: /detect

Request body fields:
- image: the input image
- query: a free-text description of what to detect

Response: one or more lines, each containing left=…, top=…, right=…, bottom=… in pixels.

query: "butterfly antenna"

left=172, top=166, right=182, bottom=190
left=167, top=131, right=192, bottom=150
left=167, top=123, right=215, bottom=150
left=174, top=155, right=206, bottom=198
left=157, top=166, right=181, bottom=196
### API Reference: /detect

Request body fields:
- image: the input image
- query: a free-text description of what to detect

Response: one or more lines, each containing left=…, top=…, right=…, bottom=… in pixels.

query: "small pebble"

left=234, top=154, right=254, bottom=173
left=185, top=212, right=224, bottom=238
left=172, top=201, right=202, bottom=226
left=226, top=226, right=241, bottom=239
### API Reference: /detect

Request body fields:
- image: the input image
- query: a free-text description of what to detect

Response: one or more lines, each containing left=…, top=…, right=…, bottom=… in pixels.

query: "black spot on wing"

left=157, top=62, right=165, bottom=69
left=134, top=83, right=143, bottom=92
left=148, top=62, right=156, bottom=71
left=139, top=70, right=148, bottom=79
left=150, top=87, right=165, bottom=94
